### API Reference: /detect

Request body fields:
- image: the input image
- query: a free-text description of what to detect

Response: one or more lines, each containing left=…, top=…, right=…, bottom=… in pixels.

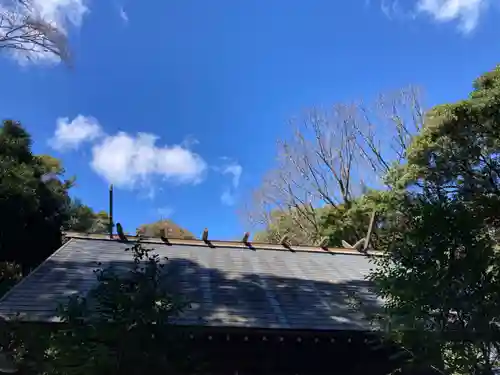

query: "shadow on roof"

left=0, top=255, right=381, bottom=331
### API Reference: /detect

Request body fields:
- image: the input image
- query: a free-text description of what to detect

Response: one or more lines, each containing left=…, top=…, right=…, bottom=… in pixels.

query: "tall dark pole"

left=109, top=184, right=114, bottom=239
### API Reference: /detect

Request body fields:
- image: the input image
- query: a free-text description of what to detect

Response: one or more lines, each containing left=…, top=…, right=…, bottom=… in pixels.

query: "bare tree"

left=244, top=86, right=425, bottom=245
left=354, top=85, right=424, bottom=178
left=0, top=0, right=70, bottom=63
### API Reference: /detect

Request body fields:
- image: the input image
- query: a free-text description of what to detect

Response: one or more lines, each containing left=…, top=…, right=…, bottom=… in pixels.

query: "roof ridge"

left=62, top=232, right=385, bottom=257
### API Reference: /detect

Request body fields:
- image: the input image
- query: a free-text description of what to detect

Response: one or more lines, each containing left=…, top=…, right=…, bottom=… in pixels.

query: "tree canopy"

left=0, top=121, right=112, bottom=276
left=137, top=219, right=196, bottom=240
left=64, top=199, right=111, bottom=235
left=0, top=120, right=71, bottom=273
left=370, top=65, right=500, bottom=374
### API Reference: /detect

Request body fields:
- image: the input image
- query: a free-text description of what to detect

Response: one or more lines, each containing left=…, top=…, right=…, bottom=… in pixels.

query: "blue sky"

left=0, top=0, right=498, bottom=239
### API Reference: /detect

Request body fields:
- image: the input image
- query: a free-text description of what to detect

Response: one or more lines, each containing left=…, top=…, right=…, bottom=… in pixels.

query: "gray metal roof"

left=0, top=237, right=382, bottom=331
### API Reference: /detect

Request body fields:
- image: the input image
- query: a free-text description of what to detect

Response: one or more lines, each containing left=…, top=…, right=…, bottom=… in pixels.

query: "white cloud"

left=0, top=0, right=90, bottom=64
left=49, top=115, right=103, bottom=151
left=48, top=114, right=208, bottom=194
left=417, top=0, right=489, bottom=33
left=90, top=132, right=207, bottom=189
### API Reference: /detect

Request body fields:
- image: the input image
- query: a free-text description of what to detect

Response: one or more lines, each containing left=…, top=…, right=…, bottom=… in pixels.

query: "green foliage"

left=369, top=65, right=500, bottom=374
left=138, top=219, right=196, bottom=239
left=6, top=238, right=193, bottom=375
left=401, top=65, right=500, bottom=247
left=404, top=65, right=500, bottom=197
left=370, top=194, right=500, bottom=374
left=37, top=155, right=64, bottom=176
left=64, top=199, right=111, bottom=234
left=318, top=191, right=393, bottom=248
left=254, top=190, right=402, bottom=248
left=253, top=207, right=326, bottom=245
left=0, top=120, right=72, bottom=274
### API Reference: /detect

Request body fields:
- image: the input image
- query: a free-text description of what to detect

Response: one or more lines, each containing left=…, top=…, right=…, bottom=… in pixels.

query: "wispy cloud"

left=215, top=158, right=243, bottom=206
left=118, top=6, right=128, bottom=23
left=416, top=0, right=488, bottom=33
left=222, top=163, right=242, bottom=189
left=377, top=0, right=417, bottom=21
left=380, top=0, right=417, bottom=20
left=49, top=115, right=103, bottom=151
left=378, top=0, right=490, bottom=33
left=380, top=0, right=395, bottom=19
left=220, top=190, right=236, bottom=206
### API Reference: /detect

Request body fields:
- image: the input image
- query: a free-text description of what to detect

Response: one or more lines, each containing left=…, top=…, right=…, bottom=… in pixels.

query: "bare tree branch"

left=0, top=0, right=70, bottom=64
left=243, top=87, right=426, bottom=245
left=354, top=86, right=425, bottom=178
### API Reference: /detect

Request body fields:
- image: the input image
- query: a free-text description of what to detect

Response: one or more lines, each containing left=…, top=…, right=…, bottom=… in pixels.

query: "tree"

left=65, top=199, right=95, bottom=233
left=94, top=210, right=112, bottom=234
left=0, top=0, right=70, bottom=63
left=252, top=207, right=327, bottom=245
left=37, top=154, right=63, bottom=174
left=245, top=86, right=424, bottom=245
left=138, top=219, right=196, bottom=240
left=370, top=194, right=500, bottom=374
left=400, top=65, right=500, bottom=231
left=319, top=189, right=403, bottom=249
left=369, top=65, right=500, bottom=374
left=64, top=199, right=111, bottom=234
left=0, top=120, right=72, bottom=274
